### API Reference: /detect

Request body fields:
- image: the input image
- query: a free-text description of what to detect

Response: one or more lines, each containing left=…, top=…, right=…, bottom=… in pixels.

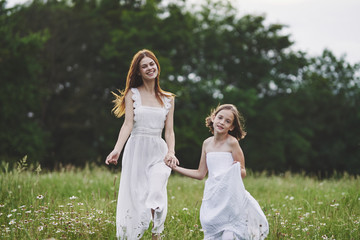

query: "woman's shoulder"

left=159, top=90, right=174, bottom=113
left=124, top=89, right=135, bottom=98
left=160, top=89, right=175, bottom=98
left=125, top=89, right=137, bottom=107
left=129, top=87, right=138, bottom=94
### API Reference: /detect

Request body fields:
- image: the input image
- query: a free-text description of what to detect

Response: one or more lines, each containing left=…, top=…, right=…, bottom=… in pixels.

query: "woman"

left=105, top=49, right=178, bottom=240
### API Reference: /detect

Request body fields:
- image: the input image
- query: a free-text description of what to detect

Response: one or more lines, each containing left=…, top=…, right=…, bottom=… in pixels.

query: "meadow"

left=0, top=159, right=359, bottom=239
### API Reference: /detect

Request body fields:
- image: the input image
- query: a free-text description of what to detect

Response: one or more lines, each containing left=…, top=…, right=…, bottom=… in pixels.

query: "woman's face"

left=138, top=56, right=158, bottom=82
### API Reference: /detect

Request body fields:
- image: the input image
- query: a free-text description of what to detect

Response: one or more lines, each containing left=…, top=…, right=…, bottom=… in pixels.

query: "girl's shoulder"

left=202, top=137, right=213, bottom=154
left=227, top=135, right=240, bottom=146
left=203, top=136, right=214, bottom=147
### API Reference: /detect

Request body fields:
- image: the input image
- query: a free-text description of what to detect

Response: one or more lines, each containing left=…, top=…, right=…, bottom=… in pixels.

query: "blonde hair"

left=205, top=104, right=247, bottom=140
left=112, top=49, right=173, bottom=118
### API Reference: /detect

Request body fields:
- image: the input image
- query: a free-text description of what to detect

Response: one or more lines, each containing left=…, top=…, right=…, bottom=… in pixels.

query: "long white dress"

left=200, top=152, right=269, bottom=240
left=116, top=88, right=172, bottom=239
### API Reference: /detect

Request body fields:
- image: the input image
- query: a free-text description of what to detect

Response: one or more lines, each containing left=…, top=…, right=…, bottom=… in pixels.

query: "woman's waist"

left=131, top=127, right=162, bottom=137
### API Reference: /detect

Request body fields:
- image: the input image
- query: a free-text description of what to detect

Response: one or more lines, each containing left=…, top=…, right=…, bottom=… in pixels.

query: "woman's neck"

left=140, top=80, right=156, bottom=94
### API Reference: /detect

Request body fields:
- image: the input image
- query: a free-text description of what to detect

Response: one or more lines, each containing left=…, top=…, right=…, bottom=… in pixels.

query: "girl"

left=105, top=49, right=179, bottom=240
left=167, top=104, right=268, bottom=240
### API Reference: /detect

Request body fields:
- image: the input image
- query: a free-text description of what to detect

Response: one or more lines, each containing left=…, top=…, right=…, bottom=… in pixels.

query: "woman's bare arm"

left=105, top=92, right=134, bottom=165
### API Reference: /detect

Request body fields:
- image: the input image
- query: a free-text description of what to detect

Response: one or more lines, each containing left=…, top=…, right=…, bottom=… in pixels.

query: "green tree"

left=0, top=1, right=50, bottom=166
left=291, top=50, right=360, bottom=175
left=1, top=0, right=359, bottom=175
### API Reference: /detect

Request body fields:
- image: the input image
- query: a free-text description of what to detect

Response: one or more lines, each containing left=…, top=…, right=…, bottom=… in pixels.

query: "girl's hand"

left=164, top=152, right=179, bottom=169
left=105, top=150, right=120, bottom=165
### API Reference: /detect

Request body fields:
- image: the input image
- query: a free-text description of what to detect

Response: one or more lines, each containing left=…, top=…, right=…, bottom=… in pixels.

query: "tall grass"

left=0, top=160, right=359, bottom=239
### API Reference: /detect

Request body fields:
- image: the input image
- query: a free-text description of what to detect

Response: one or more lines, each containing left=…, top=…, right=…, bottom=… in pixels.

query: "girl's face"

left=212, top=109, right=234, bottom=134
left=139, top=56, right=158, bottom=82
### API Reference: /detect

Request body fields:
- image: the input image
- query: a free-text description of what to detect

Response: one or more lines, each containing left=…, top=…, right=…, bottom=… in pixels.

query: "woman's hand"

left=164, top=152, right=179, bottom=169
left=105, top=150, right=120, bottom=165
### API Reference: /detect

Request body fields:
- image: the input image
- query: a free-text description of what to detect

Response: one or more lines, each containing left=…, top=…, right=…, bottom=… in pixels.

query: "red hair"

left=112, top=49, right=173, bottom=118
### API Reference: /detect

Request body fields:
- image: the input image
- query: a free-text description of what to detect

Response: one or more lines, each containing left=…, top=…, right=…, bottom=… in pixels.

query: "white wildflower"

left=36, top=195, right=44, bottom=200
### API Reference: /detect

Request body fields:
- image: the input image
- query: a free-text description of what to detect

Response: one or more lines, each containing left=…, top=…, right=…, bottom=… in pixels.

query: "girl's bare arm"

left=172, top=141, right=208, bottom=180
left=231, top=138, right=246, bottom=178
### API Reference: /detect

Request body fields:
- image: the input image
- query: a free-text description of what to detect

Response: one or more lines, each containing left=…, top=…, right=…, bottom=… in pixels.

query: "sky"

left=233, top=0, right=360, bottom=65
left=6, top=0, right=360, bottom=64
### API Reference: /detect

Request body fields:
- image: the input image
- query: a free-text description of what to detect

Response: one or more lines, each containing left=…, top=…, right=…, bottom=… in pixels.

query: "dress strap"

left=131, top=88, right=141, bottom=121
left=130, top=88, right=141, bottom=108
left=162, top=95, right=172, bottom=115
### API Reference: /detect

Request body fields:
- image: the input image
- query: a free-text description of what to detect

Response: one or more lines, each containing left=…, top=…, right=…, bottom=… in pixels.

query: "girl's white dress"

left=116, top=88, right=172, bottom=239
left=200, top=152, right=269, bottom=240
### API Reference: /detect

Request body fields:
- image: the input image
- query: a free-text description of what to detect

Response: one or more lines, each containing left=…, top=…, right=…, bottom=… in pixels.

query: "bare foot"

left=152, top=233, right=161, bottom=240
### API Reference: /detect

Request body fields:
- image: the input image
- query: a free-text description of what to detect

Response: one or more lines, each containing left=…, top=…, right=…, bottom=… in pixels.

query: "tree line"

left=1, top=0, right=359, bottom=175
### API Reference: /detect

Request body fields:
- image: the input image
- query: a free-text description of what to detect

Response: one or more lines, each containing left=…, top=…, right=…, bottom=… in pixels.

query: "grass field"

left=0, top=160, right=359, bottom=239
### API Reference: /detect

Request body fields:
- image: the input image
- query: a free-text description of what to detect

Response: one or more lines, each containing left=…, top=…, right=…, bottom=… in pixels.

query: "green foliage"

left=0, top=0, right=359, bottom=174
left=0, top=4, right=50, bottom=165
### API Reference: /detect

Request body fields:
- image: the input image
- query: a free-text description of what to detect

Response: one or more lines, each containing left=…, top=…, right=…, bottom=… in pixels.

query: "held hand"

left=105, top=150, right=120, bottom=165
left=164, top=152, right=179, bottom=169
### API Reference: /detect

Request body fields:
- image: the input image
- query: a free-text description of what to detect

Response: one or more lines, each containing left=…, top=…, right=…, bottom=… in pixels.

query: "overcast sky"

left=6, top=0, right=360, bottom=64
left=233, top=0, right=360, bottom=64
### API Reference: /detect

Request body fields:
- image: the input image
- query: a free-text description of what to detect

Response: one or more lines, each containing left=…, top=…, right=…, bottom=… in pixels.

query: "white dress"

left=200, top=152, right=269, bottom=240
left=116, top=88, right=172, bottom=239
